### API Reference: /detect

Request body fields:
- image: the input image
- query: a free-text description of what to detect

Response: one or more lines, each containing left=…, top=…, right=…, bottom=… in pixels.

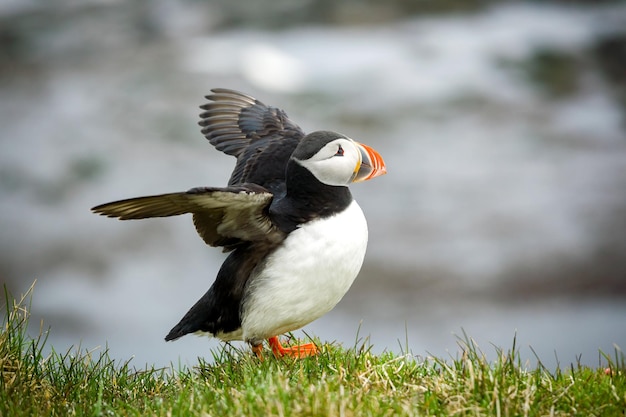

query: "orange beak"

left=352, top=142, right=387, bottom=182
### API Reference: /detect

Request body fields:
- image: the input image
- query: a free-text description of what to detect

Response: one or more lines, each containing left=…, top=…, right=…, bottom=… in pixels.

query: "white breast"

left=240, top=200, right=368, bottom=343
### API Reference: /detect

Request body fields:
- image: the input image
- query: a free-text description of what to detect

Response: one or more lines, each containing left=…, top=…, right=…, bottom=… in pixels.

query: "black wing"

left=91, top=184, right=285, bottom=251
left=199, top=88, right=305, bottom=192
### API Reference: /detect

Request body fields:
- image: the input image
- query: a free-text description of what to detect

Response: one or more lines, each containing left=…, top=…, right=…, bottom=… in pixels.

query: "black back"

left=199, top=89, right=305, bottom=194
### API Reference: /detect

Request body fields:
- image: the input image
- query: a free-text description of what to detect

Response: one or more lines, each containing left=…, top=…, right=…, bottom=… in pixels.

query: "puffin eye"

left=335, top=145, right=344, bottom=156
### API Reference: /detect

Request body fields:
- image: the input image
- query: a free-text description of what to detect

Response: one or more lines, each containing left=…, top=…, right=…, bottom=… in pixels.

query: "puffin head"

left=292, top=131, right=387, bottom=187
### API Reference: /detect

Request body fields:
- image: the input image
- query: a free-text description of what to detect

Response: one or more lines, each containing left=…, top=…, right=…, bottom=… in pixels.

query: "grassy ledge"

left=1, top=285, right=625, bottom=416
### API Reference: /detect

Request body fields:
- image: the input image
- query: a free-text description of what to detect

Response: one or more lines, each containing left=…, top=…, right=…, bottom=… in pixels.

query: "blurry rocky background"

left=1, top=0, right=625, bottom=368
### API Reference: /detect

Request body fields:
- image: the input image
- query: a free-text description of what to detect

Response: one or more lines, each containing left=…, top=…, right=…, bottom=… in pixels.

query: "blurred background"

left=1, top=0, right=625, bottom=369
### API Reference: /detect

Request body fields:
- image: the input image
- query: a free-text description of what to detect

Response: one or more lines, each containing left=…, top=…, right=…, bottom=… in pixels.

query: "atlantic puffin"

left=92, top=88, right=386, bottom=358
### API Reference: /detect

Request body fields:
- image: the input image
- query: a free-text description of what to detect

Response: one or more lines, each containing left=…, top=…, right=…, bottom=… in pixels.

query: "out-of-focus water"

left=1, top=2, right=625, bottom=369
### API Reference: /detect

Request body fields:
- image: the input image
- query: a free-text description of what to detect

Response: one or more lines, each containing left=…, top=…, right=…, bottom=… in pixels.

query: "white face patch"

left=295, top=138, right=361, bottom=187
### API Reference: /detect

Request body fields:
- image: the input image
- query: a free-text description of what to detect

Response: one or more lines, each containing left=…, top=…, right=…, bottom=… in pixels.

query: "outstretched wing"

left=199, top=88, right=305, bottom=190
left=91, top=184, right=285, bottom=251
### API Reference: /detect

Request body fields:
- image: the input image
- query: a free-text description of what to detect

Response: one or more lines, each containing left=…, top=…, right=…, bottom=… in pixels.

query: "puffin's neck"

left=270, top=160, right=353, bottom=232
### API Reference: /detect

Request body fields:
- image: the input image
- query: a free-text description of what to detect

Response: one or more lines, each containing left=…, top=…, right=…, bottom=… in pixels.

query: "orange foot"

left=251, top=343, right=265, bottom=360
left=268, top=336, right=318, bottom=358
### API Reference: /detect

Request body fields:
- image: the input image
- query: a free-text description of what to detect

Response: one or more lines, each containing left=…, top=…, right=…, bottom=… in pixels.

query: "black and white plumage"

left=92, top=88, right=386, bottom=357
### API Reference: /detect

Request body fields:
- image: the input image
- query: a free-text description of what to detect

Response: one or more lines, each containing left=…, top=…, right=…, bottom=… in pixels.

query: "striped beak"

left=352, top=142, right=387, bottom=183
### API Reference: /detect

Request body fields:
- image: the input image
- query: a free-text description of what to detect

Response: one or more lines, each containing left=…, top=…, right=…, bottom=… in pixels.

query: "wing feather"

left=93, top=89, right=305, bottom=249
left=198, top=88, right=305, bottom=188
left=92, top=185, right=284, bottom=250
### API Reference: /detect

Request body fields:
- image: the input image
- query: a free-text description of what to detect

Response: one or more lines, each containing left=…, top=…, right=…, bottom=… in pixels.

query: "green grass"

left=2, top=285, right=625, bottom=416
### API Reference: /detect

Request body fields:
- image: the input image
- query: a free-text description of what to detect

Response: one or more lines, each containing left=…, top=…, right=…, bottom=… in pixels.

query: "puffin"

left=92, top=88, right=386, bottom=358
